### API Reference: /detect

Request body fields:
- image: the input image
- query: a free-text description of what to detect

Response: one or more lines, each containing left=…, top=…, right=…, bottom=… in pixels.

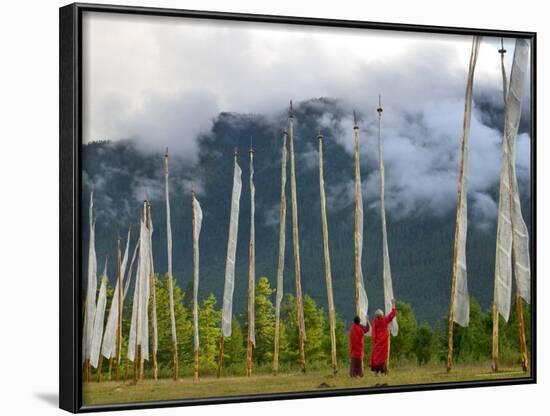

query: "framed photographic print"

left=59, top=2, right=536, bottom=413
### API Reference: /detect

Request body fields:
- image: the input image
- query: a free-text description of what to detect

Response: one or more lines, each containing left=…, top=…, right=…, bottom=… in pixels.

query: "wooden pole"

left=516, top=295, right=529, bottom=371
left=246, top=147, right=255, bottom=377
left=164, top=151, right=179, bottom=381
left=134, top=345, right=140, bottom=382
left=492, top=38, right=507, bottom=374
left=216, top=335, right=224, bottom=378
left=97, top=355, right=104, bottom=382
left=288, top=100, right=306, bottom=373
left=446, top=150, right=463, bottom=372
left=192, top=190, right=199, bottom=382
left=317, top=132, right=338, bottom=374
left=353, top=119, right=361, bottom=319
left=108, top=357, right=113, bottom=381
left=273, top=131, right=288, bottom=375
left=115, top=238, right=122, bottom=381
left=447, top=36, right=479, bottom=372
left=492, top=301, right=499, bottom=372
left=194, top=349, right=199, bottom=381
left=146, top=203, right=159, bottom=381
left=386, top=327, right=391, bottom=374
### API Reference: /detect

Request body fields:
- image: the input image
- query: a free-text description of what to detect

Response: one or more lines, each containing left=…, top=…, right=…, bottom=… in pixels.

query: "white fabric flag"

left=102, top=229, right=131, bottom=359
left=123, top=239, right=140, bottom=300
left=193, top=196, right=203, bottom=352
left=452, top=36, right=481, bottom=327
left=275, top=134, right=287, bottom=334
left=222, top=159, right=242, bottom=337
left=164, top=154, right=178, bottom=344
left=495, top=38, right=531, bottom=320
left=148, top=208, right=158, bottom=355
left=379, top=117, right=398, bottom=336
left=127, top=252, right=140, bottom=361
left=83, top=191, right=97, bottom=362
left=90, top=266, right=108, bottom=368
left=248, top=152, right=256, bottom=347
left=136, top=216, right=151, bottom=360
left=354, top=128, right=369, bottom=327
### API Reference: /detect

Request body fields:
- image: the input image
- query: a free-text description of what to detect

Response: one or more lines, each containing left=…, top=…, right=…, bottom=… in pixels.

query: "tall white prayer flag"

left=102, top=229, right=131, bottom=359
left=83, top=191, right=97, bottom=363
left=452, top=36, right=481, bottom=327
left=494, top=38, right=531, bottom=321
left=136, top=207, right=151, bottom=360
left=378, top=104, right=398, bottom=336
left=353, top=120, right=369, bottom=326
left=193, top=195, right=203, bottom=351
left=90, top=263, right=108, bottom=368
left=221, top=157, right=242, bottom=337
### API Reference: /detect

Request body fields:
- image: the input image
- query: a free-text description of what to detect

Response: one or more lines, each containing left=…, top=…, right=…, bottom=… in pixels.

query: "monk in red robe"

left=368, top=299, right=397, bottom=376
left=349, top=315, right=370, bottom=377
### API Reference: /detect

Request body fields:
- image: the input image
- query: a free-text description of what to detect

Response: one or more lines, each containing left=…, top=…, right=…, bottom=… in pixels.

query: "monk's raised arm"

left=385, top=307, right=397, bottom=324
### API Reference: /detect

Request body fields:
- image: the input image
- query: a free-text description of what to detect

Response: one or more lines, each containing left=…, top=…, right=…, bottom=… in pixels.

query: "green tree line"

left=94, top=274, right=531, bottom=379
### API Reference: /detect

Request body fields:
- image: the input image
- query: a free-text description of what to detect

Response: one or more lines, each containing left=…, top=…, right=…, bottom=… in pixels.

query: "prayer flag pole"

left=288, top=100, right=307, bottom=372
left=447, top=36, right=481, bottom=372
left=317, top=130, right=338, bottom=375
left=246, top=144, right=256, bottom=377
left=273, top=130, right=288, bottom=375
left=164, top=150, right=179, bottom=380
left=218, top=147, right=243, bottom=378
left=115, top=237, right=122, bottom=381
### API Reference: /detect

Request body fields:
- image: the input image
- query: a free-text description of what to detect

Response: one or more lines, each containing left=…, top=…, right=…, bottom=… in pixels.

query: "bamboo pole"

left=147, top=203, right=159, bottom=381
left=446, top=141, right=464, bottom=373
left=216, top=335, right=224, bottom=378
left=447, top=36, right=479, bottom=372
left=386, top=327, right=391, bottom=374
left=192, top=190, right=199, bottom=382
left=115, top=238, right=122, bottom=381
left=288, top=100, right=306, bottom=372
left=134, top=345, right=140, bottom=382
left=97, top=354, right=104, bottom=382
left=492, top=38, right=507, bottom=374
left=110, top=357, right=115, bottom=381
left=500, top=39, right=528, bottom=373
left=353, top=119, right=361, bottom=319
left=273, top=130, right=288, bottom=375
left=317, top=132, right=338, bottom=374
left=164, top=151, right=179, bottom=381
left=246, top=146, right=256, bottom=377
left=492, top=301, right=499, bottom=372
left=193, top=348, right=200, bottom=383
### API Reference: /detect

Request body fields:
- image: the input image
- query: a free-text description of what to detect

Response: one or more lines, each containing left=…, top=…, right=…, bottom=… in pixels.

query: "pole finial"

left=498, top=37, right=506, bottom=55
left=377, top=94, right=383, bottom=114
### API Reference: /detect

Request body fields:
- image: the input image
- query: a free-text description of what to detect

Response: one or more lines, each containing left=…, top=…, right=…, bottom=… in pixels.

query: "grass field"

left=83, top=362, right=530, bottom=406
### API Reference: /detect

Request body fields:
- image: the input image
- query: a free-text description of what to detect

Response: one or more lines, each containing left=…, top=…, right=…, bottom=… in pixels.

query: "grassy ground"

left=83, top=362, right=529, bottom=406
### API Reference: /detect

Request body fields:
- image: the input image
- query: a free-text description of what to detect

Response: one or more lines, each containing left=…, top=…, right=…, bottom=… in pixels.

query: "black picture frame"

left=59, top=2, right=537, bottom=413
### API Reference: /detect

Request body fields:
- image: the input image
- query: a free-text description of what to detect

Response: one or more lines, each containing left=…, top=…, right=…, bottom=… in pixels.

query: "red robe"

left=368, top=308, right=397, bottom=368
left=349, top=322, right=370, bottom=359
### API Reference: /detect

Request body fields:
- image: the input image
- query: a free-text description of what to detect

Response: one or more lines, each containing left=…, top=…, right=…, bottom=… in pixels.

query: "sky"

left=82, top=11, right=532, bottom=223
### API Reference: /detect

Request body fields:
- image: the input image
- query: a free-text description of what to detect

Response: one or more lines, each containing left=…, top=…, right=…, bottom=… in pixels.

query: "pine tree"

left=391, top=301, right=417, bottom=360
left=251, top=276, right=275, bottom=365
left=413, top=323, right=433, bottom=365
left=224, top=316, right=245, bottom=367
left=197, top=293, right=221, bottom=372
left=303, top=295, right=327, bottom=364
